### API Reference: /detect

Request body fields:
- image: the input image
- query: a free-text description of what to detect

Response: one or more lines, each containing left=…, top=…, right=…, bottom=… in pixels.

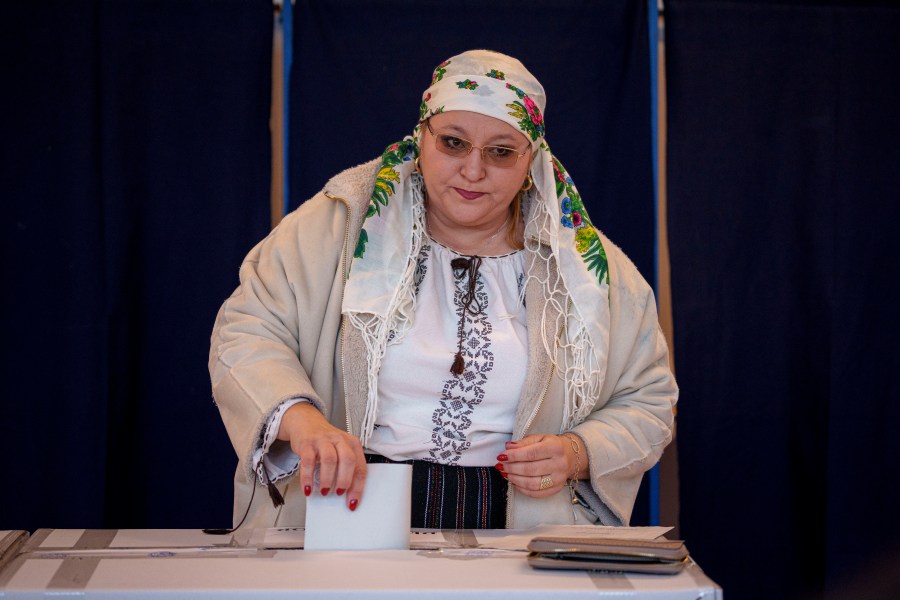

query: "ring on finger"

left=539, top=475, right=553, bottom=490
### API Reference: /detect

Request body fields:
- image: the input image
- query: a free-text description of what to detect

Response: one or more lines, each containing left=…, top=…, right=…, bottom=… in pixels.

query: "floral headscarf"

left=343, top=50, right=610, bottom=445
left=419, top=51, right=546, bottom=146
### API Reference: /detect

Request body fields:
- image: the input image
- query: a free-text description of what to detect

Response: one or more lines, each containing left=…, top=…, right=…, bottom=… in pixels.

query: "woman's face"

left=420, top=110, right=531, bottom=234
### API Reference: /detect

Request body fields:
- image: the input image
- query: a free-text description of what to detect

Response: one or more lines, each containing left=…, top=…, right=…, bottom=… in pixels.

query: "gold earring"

left=521, top=175, right=533, bottom=191
left=415, top=157, right=422, bottom=173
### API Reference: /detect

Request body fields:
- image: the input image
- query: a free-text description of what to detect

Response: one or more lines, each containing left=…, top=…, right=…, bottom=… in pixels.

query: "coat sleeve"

left=569, top=245, right=677, bottom=525
left=208, top=195, right=347, bottom=481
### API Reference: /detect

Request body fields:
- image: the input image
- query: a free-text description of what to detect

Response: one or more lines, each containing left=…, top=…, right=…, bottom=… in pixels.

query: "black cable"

left=202, top=476, right=257, bottom=535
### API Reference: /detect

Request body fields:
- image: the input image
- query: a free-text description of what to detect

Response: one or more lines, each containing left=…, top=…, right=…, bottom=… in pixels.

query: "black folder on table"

left=527, top=536, right=690, bottom=575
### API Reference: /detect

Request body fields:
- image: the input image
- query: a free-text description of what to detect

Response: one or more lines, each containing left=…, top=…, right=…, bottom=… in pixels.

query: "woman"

left=209, top=50, right=676, bottom=530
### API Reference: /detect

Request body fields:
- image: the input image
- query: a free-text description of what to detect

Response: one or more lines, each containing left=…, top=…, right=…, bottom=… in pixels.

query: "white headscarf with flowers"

left=343, top=50, right=611, bottom=445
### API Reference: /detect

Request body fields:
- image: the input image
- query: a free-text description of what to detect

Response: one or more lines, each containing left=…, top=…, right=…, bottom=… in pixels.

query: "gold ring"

left=539, top=475, right=553, bottom=490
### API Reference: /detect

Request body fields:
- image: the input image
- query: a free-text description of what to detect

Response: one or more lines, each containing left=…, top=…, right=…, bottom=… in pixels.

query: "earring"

left=521, top=175, right=533, bottom=191
left=415, top=157, right=422, bottom=173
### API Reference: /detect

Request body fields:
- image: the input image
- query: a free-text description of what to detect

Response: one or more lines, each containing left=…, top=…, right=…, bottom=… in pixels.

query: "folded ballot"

left=304, top=463, right=412, bottom=550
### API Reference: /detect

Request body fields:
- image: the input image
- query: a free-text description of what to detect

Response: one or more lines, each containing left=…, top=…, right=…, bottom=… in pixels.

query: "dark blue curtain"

left=288, top=0, right=659, bottom=524
left=667, top=1, right=900, bottom=598
left=1, top=1, right=272, bottom=531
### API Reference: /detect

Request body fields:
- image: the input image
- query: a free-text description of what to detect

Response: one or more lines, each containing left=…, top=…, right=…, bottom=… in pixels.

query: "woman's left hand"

left=496, top=433, right=586, bottom=497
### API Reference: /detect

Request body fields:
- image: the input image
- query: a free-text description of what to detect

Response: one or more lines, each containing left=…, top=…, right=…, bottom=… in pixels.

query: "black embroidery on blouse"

left=387, top=242, right=431, bottom=343
left=517, top=272, right=526, bottom=307
left=413, top=242, right=431, bottom=294
left=429, top=262, right=493, bottom=464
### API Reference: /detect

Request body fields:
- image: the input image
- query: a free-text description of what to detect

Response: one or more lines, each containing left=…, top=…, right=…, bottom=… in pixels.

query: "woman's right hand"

left=276, top=402, right=367, bottom=511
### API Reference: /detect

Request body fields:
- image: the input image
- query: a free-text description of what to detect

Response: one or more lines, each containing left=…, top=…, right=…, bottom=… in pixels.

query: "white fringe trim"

left=346, top=176, right=427, bottom=446
left=523, top=191, right=604, bottom=431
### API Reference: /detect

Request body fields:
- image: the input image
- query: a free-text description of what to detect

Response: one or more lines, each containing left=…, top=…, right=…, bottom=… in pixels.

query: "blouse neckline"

left=426, top=234, right=525, bottom=260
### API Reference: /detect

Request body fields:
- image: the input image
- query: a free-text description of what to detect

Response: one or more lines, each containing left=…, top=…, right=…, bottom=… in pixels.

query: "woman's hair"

left=507, top=192, right=525, bottom=250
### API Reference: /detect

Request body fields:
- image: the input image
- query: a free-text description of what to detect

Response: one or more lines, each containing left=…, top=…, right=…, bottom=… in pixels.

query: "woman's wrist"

left=277, top=401, right=322, bottom=442
left=561, top=432, right=587, bottom=480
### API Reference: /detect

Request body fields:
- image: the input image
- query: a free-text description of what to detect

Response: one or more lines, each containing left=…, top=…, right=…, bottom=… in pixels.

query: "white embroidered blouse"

left=368, top=239, right=528, bottom=466
left=256, top=238, right=529, bottom=481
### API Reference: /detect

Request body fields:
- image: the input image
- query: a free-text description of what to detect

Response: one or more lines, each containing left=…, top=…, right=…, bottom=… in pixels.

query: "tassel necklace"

left=426, top=214, right=510, bottom=376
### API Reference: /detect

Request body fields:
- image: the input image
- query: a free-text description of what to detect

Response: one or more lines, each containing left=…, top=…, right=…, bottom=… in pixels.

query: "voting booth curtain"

left=1, top=2, right=272, bottom=531
left=667, top=1, right=900, bottom=599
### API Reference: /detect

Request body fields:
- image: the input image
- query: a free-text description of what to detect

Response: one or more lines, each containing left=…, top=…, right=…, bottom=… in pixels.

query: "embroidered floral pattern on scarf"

left=553, top=155, right=609, bottom=284
left=355, top=139, right=418, bottom=259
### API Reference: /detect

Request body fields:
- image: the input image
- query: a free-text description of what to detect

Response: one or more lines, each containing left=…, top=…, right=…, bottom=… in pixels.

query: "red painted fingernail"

left=500, top=472, right=508, bottom=479
left=304, top=485, right=311, bottom=497
left=336, top=488, right=345, bottom=496
left=497, top=454, right=508, bottom=462
left=321, top=487, right=330, bottom=496
left=494, top=463, right=505, bottom=471
left=349, top=499, right=359, bottom=511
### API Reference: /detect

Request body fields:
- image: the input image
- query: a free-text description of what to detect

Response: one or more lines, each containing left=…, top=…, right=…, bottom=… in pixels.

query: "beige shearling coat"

left=209, top=159, right=677, bottom=530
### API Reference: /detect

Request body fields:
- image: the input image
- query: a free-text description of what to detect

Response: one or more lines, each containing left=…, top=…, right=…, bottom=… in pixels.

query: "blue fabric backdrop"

left=1, top=0, right=272, bottom=531
left=667, top=1, right=900, bottom=598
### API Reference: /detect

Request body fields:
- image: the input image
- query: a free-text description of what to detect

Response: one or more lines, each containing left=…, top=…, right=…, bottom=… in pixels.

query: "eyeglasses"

left=424, top=119, right=528, bottom=169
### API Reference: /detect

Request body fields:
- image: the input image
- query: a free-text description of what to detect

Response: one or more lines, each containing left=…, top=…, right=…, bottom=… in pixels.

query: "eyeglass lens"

left=426, top=121, right=522, bottom=168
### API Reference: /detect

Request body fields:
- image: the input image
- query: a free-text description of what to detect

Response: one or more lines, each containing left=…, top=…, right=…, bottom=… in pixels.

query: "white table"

left=0, top=529, right=722, bottom=599
left=0, top=532, right=28, bottom=577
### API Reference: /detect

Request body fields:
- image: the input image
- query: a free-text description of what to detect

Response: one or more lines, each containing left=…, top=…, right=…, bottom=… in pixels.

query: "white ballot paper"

left=304, top=463, right=412, bottom=550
